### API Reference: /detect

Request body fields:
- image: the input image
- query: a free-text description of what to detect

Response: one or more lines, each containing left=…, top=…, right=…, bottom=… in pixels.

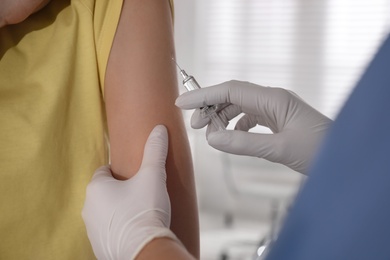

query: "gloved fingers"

left=85, top=165, right=121, bottom=199
left=234, top=114, right=257, bottom=131
left=207, top=130, right=283, bottom=163
left=175, top=81, right=254, bottom=109
left=193, top=104, right=242, bottom=130
left=235, top=114, right=280, bottom=133
left=190, top=108, right=210, bottom=129
left=133, top=126, right=171, bottom=228
left=90, top=165, right=114, bottom=182
left=175, top=80, right=275, bottom=115
left=203, top=104, right=244, bottom=138
left=140, top=125, right=169, bottom=172
left=205, top=118, right=219, bottom=138
left=177, top=81, right=311, bottom=131
left=175, top=84, right=226, bottom=110
left=82, top=166, right=119, bottom=243
left=216, top=103, right=243, bottom=122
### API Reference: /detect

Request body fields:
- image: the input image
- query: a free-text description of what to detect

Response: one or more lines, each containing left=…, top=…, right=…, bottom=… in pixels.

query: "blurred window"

left=192, top=0, right=390, bottom=118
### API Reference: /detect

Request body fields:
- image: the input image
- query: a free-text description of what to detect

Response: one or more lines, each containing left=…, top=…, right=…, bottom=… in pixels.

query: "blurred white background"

left=173, top=1, right=390, bottom=259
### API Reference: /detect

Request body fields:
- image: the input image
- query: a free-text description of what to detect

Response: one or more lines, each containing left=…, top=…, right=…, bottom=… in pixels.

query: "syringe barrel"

left=177, top=67, right=226, bottom=131
left=183, top=76, right=202, bottom=91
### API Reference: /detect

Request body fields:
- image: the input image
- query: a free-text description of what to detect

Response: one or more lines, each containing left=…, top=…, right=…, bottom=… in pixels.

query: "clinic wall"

left=174, top=0, right=390, bottom=221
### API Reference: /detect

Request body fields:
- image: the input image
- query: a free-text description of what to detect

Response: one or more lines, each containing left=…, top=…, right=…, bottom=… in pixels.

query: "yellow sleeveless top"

left=0, top=0, right=173, bottom=258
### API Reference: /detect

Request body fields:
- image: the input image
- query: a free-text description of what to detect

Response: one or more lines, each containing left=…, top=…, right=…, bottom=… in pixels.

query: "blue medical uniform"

left=266, top=34, right=390, bottom=260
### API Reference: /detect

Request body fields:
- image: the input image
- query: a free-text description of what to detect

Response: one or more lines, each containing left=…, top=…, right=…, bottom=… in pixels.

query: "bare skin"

left=137, top=238, right=195, bottom=260
left=0, top=0, right=51, bottom=27
left=105, top=0, right=199, bottom=256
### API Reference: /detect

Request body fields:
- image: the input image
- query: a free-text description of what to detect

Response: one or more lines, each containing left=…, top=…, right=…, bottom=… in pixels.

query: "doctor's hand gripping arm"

left=82, top=125, right=194, bottom=260
left=175, top=80, right=333, bottom=174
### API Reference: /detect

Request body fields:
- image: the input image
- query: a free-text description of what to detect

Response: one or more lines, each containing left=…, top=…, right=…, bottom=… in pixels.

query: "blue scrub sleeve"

left=266, top=34, right=390, bottom=260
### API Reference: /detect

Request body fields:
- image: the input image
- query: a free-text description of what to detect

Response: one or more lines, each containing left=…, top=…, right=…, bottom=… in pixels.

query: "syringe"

left=173, top=59, right=226, bottom=131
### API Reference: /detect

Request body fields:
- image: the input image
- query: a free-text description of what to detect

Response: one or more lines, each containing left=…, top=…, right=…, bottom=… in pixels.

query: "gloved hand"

left=175, top=80, right=333, bottom=174
left=82, top=125, right=179, bottom=260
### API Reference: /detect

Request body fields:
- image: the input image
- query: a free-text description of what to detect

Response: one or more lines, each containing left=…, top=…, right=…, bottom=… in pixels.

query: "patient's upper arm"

left=104, top=0, right=183, bottom=179
left=104, top=2, right=199, bottom=256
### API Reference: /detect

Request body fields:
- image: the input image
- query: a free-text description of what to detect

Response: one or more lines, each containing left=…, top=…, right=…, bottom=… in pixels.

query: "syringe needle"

left=171, top=57, right=183, bottom=71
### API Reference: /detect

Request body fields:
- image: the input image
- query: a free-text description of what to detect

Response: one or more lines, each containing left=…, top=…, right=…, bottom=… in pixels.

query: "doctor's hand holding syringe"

left=175, top=80, right=332, bottom=174
left=172, top=60, right=331, bottom=174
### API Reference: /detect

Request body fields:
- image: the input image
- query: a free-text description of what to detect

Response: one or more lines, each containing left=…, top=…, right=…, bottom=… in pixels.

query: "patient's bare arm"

left=104, top=0, right=199, bottom=257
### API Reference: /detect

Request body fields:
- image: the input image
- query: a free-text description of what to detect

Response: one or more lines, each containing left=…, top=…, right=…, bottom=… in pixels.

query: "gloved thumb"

left=207, top=130, right=281, bottom=163
left=140, top=125, right=169, bottom=171
left=90, top=165, right=114, bottom=182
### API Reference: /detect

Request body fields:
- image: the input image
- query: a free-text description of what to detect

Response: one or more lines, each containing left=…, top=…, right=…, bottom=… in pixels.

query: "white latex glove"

left=175, top=80, right=333, bottom=174
left=82, top=125, right=179, bottom=260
